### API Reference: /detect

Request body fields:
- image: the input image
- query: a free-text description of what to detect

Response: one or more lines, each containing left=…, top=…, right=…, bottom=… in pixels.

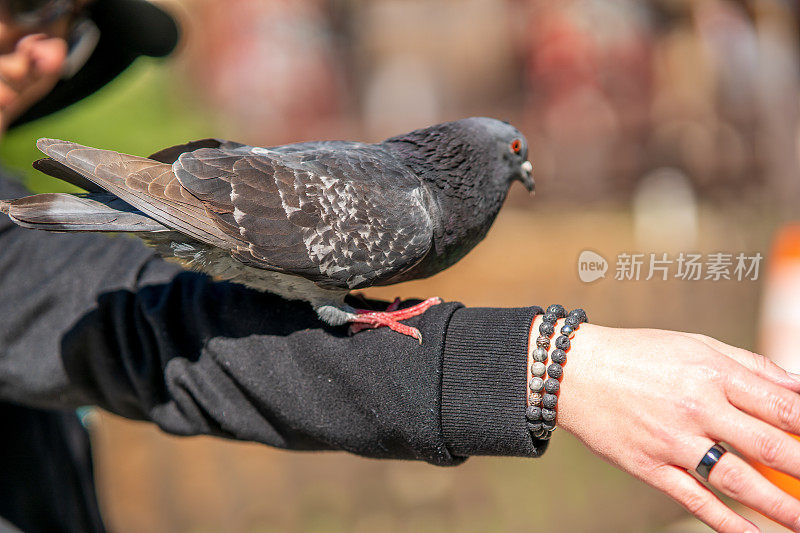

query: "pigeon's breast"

left=380, top=186, right=505, bottom=284
left=385, top=228, right=485, bottom=283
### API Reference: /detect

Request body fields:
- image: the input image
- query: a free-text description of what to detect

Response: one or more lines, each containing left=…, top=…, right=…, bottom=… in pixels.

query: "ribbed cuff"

left=441, top=306, right=549, bottom=458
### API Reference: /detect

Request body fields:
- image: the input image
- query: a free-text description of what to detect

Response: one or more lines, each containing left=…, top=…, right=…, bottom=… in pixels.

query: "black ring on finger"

left=696, top=443, right=728, bottom=481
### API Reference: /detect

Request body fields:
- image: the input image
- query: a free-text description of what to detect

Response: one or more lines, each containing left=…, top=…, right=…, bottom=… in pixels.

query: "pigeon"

left=0, top=117, right=534, bottom=342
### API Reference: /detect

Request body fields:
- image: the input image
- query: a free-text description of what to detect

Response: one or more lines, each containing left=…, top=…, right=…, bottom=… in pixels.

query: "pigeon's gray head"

left=382, top=116, right=534, bottom=197
left=456, top=117, right=534, bottom=194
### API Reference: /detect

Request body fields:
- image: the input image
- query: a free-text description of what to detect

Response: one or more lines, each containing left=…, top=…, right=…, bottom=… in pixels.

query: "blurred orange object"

left=753, top=223, right=800, bottom=497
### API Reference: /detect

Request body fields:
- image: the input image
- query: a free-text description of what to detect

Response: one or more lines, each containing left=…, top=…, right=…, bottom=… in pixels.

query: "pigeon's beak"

left=520, top=160, right=534, bottom=195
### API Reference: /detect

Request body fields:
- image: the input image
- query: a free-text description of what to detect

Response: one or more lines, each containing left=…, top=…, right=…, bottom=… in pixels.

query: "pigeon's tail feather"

left=0, top=192, right=169, bottom=232
left=36, top=138, right=164, bottom=193
left=33, top=157, right=105, bottom=193
left=35, top=138, right=233, bottom=247
left=36, top=139, right=152, bottom=187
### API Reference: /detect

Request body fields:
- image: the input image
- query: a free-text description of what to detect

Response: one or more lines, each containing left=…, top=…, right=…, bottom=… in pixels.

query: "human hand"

left=539, top=317, right=800, bottom=532
left=0, top=33, right=67, bottom=130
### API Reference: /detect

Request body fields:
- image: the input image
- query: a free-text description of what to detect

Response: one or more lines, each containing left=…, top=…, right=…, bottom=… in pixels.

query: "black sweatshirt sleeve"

left=0, top=177, right=547, bottom=465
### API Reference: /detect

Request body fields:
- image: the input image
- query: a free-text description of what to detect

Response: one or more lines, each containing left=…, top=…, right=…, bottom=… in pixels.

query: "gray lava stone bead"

left=527, top=421, right=543, bottom=433
left=568, top=308, right=588, bottom=323
left=542, top=421, right=556, bottom=431
left=546, top=304, right=566, bottom=318
left=550, top=349, right=567, bottom=365
left=540, top=430, right=552, bottom=440
left=555, top=335, right=570, bottom=351
left=542, top=312, right=558, bottom=324
left=544, top=378, right=560, bottom=394
left=532, top=347, right=548, bottom=363
left=542, top=408, right=556, bottom=422
left=560, top=325, right=574, bottom=338
left=548, top=363, right=563, bottom=380
left=526, top=405, right=542, bottom=421
left=538, top=322, right=555, bottom=337
left=542, top=393, right=558, bottom=409
left=529, top=377, right=545, bottom=392
left=531, top=362, right=546, bottom=378
left=528, top=392, right=542, bottom=405
left=564, top=316, right=579, bottom=328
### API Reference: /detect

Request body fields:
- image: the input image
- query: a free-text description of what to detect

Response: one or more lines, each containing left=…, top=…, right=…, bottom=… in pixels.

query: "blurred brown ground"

left=90, top=199, right=776, bottom=533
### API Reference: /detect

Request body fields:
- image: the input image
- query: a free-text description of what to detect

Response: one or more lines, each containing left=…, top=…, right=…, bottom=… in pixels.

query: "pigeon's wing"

left=174, top=145, right=435, bottom=289
left=36, top=139, right=238, bottom=248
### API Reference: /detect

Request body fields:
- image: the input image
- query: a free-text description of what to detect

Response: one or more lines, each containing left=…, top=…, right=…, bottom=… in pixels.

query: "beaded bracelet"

left=526, top=305, right=546, bottom=435
left=526, top=305, right=588, bottom=441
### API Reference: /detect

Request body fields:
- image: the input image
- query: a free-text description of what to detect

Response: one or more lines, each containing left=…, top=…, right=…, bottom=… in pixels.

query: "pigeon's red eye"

left=510, top=139, right=522, bottom=154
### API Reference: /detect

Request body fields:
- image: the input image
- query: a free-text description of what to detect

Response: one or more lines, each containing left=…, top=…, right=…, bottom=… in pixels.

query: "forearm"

left=58, top=273, right=467, bottom=463
left=47, top=273, right=545, bottom=464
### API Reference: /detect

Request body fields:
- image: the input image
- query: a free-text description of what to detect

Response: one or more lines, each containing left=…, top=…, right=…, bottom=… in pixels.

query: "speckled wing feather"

left=173, top=144, right=435, bottom=289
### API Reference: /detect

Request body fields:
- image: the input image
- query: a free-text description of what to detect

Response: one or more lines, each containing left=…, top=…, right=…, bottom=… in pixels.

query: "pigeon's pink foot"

left=349, top=297, right=443, bottom=343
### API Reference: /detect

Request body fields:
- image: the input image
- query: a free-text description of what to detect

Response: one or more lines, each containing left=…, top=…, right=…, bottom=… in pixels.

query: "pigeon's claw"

left=350, top=318, right=423, bottom=343
left=348, top=297, right=443, bottom=344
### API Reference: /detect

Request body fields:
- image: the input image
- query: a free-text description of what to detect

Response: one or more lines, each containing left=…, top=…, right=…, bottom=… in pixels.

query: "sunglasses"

left=0, top=0, right=98, bottom=78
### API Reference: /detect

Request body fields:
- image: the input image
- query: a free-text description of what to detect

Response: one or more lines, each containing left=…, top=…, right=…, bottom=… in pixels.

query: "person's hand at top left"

left=0, top=33, right=66, bottom=128
left=0, top=1, right=92, bottom=130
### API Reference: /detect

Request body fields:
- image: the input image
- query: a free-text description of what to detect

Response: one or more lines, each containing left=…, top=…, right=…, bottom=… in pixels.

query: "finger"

left=724, top=367, right=800, bottom=436
left=0, top=80, right=18, bottom=109
left=703, top=445, right=800, bottom=532
left=681, top=332, right=800, bottom=392
left=17, top=34, right=68, bottom=76
left=651, top=464, right=759, bottom=533
left=0, top=51, right=29, bottom=90
left=708, top=405, right=800, bottom=484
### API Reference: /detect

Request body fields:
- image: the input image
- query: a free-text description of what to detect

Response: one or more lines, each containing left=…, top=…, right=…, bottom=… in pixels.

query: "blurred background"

left=3, top=0, right=800, bottom=531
